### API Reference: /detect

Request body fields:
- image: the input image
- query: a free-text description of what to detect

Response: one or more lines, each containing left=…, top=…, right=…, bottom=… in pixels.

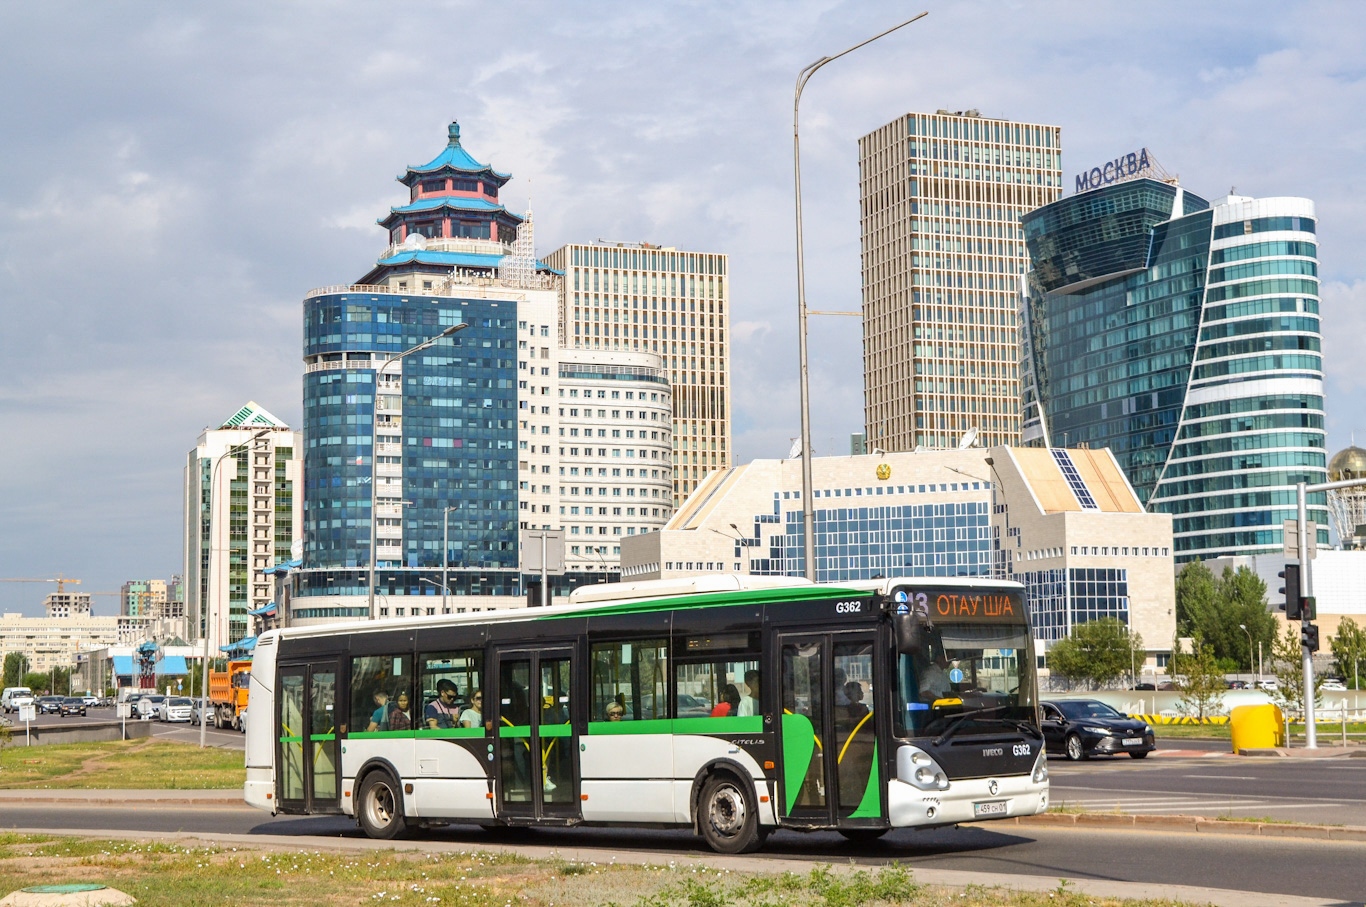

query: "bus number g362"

left=835, top=600, right=863, bottom=614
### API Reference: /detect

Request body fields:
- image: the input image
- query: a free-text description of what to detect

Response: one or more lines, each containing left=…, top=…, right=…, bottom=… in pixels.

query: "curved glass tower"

left=1020, top=178, right=1327, bottom=561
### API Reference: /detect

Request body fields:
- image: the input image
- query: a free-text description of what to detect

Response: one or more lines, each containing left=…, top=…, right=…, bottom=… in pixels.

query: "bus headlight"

left=898, top=745, right=950, bottom=791
left=1032, top=747, right=1049, bottom=784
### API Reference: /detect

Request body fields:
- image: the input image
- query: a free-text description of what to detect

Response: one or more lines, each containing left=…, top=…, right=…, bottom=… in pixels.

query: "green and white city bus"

left=244, top=574, right=1048, bottom=852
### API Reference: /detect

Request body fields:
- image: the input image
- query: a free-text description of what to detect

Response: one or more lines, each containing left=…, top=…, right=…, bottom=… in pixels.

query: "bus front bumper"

left=888, top=773, right=1048, bottom=827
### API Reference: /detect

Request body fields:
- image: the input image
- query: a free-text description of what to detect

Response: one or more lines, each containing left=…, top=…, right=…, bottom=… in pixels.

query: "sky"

left=2, top=1, right=1365, bottom=616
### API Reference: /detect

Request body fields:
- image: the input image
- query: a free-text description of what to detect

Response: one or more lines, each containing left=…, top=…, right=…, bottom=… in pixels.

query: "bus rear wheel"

left=699, top=774, right=765, bottom=854
left=358, top=772, right=407, bottom=840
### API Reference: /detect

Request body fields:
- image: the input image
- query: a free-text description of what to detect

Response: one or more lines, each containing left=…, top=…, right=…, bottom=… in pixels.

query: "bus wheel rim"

left=708, top=785, right=746, bottom=836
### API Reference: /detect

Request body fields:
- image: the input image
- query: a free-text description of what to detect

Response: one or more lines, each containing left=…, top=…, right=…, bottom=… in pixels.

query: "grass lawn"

left=0, top=833, right=1206, bottom=907
left=0, top=739, right=244, bottom=789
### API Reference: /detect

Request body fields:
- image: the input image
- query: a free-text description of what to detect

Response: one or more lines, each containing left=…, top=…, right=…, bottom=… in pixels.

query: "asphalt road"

left=1, top=801, right=1362, bottom=904
left=1049, top=742, right=1366, bottom=826
left=5, top=706, right=245, bottom=750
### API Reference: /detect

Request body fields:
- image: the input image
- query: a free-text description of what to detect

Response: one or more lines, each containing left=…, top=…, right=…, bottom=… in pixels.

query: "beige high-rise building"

left=544, top=242, right=730, bottom=508
left=859, top=110, right=1062, bottom=451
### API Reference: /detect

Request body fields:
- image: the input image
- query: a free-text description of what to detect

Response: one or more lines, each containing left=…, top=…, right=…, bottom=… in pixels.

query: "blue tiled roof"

left=377, top=250, right=508, bottom=269
left=384, top=196, right=514, bottom=216
left=405, top=121, right=511, bottom=181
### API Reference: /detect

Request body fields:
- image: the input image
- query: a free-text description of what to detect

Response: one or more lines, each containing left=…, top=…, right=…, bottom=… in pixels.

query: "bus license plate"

left=973, top=800, right=1008, bottom=818
left=1122, top=737, right=1143, bottom=746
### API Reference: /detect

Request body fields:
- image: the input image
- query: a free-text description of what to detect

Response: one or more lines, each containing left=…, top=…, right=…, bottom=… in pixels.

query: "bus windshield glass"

left=895, top=622, right=1036, bottom=738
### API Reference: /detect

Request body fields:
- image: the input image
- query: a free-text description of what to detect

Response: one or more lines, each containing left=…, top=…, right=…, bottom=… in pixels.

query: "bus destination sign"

left=894, top=587, right=1027, bottom=624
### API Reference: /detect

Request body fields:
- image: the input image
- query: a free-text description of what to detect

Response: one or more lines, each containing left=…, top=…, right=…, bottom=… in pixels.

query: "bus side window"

left=350, top=654, right=410, bottom=733
left=590, top=639, right=667, bottom=721
left=419, top=650, right=483, bottom=730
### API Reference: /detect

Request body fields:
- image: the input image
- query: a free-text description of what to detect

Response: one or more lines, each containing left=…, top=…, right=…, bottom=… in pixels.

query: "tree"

left=1175, top=560, right=1219, bottom=639
left=2, top=653, right=24, bottom=688
left=1171, top=635, right=1225, bottom=720
left=1270, top=624, right=1324, bottom=714
left=1331, top=617, right=1366, bottom=690
left=22, top=672, right=49, bottom=695
left=1047, top=618, right=1144, bottom=690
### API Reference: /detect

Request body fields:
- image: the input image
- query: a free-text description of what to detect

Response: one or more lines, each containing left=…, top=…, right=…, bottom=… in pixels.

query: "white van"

left=2, top=687, right=35, bottom=713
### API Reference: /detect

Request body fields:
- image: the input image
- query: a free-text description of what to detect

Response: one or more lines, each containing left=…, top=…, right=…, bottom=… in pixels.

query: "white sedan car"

left=161, top=697, right=194, bottom=722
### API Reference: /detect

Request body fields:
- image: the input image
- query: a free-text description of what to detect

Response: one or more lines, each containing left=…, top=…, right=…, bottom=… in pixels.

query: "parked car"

left=1257, top=679, right=1279, bottom=692
left=1041, top=699, right=1157, bottom=761
left=1322, top=680, right=1348, bottom=692
left=36, top=695, right=64, bottom=715
left=136, top=695, right=165, bottom=719
left=1132, top=683, right=1156, bottom=691
left=58, top=696, right=87, bottom=717
left=1227, top=680, right=1249, bottom=690
left=161, top=697, right=193, bottom=723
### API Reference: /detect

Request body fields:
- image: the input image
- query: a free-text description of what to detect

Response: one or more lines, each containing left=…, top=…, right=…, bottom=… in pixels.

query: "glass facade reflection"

left=1021, top=181, right=1327, bottom=560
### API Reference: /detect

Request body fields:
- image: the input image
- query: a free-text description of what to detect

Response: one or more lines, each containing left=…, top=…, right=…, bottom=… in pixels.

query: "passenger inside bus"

left=366, top=690, right=389, bottom=732
left=425, top=679, right=460, bottom=728
left=844, top=681, right=869, bottom=721
left=737, top=670, right=761, bottom=716
left=605, top=701, right=624, bottom=721
left=458, top=691, right=483, bottom=729
left=710, top=683, right=741, bottom=717
left=386, top=691, right=413, bottom=730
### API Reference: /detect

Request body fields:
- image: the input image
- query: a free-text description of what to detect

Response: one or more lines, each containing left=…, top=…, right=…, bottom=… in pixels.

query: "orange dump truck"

left=209, top=659, right=252, bottom=730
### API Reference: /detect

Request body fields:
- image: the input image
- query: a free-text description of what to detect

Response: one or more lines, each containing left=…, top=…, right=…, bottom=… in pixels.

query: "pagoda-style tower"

left=358, top=121, right=530, bottom=286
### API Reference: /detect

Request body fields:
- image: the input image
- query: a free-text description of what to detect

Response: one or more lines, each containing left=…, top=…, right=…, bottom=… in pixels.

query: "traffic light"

left=1301, top=596, right=1317, bottom=621
left=1279, top=564, right=1302, bottom=619
left=1301, top=624, right=1320, bottom=653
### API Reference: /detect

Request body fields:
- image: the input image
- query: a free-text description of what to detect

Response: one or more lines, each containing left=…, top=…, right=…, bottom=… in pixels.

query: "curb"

left=1004, top=812, right=1366, bottom=841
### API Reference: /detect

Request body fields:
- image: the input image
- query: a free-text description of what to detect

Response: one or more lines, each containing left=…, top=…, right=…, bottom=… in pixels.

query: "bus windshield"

left=895, top=622, right=1036, bottom=738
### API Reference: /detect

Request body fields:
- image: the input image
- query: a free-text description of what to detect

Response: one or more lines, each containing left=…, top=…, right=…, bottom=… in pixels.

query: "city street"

left=3, top=706, right=245, bottom=750
left=1049, top=742, right=1366, bottom=826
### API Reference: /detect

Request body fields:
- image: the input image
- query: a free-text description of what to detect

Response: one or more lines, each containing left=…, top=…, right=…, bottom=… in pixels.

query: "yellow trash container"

left=1229, top=703, right=1284, bottom=752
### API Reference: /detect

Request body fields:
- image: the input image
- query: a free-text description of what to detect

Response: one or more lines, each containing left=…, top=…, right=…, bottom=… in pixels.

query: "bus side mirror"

left=892, top=610, right=928, bottom=653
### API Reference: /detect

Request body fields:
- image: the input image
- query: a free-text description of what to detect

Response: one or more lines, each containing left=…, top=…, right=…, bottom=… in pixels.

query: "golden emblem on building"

left=876, top=463, right=892, bottom=481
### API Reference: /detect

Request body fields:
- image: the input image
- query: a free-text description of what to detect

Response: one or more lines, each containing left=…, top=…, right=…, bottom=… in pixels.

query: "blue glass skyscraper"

left=1020, top=171, right=1327, bottom=561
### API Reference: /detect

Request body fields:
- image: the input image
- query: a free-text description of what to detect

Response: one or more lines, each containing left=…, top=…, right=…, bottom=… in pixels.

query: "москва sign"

left=1075, top=148, right=1152, bottom=193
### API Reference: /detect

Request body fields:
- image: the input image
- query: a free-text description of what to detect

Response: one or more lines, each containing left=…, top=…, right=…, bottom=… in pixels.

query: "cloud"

left=3, top=0, right=1366, bottom=612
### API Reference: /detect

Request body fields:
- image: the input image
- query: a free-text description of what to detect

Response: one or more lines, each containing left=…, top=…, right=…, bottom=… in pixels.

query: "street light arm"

left=793, top=11, right=926, bottom=581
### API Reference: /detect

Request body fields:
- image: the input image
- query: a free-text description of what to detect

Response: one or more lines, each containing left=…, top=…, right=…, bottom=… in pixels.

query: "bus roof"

left=259, top=574, right=1024, bottom=644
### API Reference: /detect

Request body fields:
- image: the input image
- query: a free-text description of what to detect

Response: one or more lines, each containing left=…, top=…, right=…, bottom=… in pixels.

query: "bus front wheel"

left=699, top=774, right=765, bottom=854
left=358, top=772, right=407, bottom=840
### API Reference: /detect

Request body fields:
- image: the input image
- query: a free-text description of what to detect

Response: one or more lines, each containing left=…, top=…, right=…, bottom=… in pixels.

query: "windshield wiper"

left=932, top=705, right=1006, bottom=746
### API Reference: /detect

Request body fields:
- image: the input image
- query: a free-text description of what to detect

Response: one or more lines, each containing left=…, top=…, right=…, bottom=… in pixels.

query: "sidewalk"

left=0, top=789, right=242, bottom=806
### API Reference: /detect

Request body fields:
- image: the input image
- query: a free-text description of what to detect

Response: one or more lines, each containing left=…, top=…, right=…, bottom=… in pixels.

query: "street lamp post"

left=1239, top=623, right=1254, bottom=688
left=794, top=11, right=928, bottom=580
left=201, top=427, right=270, bottom=748
left=367, top=323, right=468, bottom=618
left=442, top=504, right=457, bottom=614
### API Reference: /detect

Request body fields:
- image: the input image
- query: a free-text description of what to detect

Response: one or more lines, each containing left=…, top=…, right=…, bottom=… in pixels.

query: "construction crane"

left=0, top=575, right=82, bottom=593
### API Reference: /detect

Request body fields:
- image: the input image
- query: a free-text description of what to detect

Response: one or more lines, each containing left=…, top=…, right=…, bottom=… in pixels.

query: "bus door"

left=492, top=647, right=579, bottom=822
left=277, top=660, right=341, bottom=813
left=777, top=632, right=882, bottom=827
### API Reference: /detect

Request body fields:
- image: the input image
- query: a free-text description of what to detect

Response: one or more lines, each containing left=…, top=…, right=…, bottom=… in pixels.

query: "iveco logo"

left=982, top=746, right=1003, bottom=757
left=988, top=779, right=999, bottom=796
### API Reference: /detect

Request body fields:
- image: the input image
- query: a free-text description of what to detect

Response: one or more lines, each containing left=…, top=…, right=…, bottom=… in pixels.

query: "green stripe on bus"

left=848, top=741, right=881, bottom=819
left=499, top=726, right=531, bottom=739
left=553, top=586, right=872, bottom=619
left=309, top=734, right=336, bottom=742
left=347, top=731, right=413, bottom=740
left=539, top=725, right=572, bottom=738
left=279, top=736, right=303, bottom=744
left=673, top=716, right=762, bottom=735
left=587, top=718, right=672, bottom=735
left=416, top=727, right=485, bottom=739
